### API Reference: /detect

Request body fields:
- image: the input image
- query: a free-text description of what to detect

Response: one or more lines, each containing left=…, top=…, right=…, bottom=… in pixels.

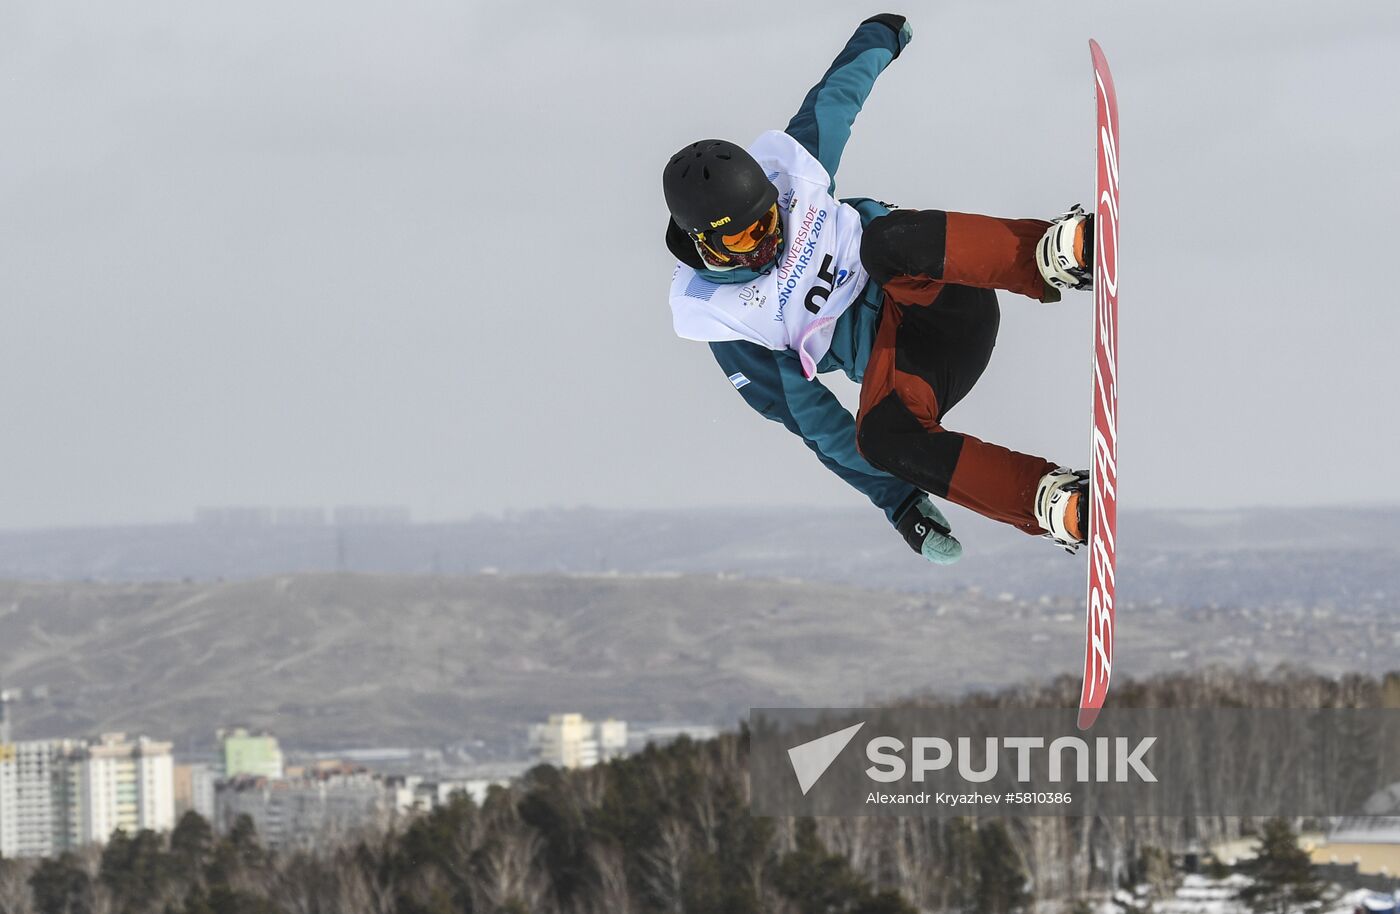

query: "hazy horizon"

left=3, top=497, right=1400, bottom=534
left=4, top=1, right=1398, bottom=528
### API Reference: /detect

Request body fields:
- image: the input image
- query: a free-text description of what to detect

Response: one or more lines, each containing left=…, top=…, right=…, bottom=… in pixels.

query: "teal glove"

left=894, top=495, right=963, bottom=565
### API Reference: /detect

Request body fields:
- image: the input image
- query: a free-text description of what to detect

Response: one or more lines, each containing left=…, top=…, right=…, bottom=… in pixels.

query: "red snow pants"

left=855, top=209, right=1059, bottom=535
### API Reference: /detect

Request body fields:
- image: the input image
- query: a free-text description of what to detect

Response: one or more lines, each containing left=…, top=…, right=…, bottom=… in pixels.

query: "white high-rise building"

left=0, top=735, right=175, bottom=857
left=0, top=740, right=78, bottom=858
left=0, top=743, right=14, bottom=855
left=596, top=719, right=628, bottom=760
left=67, top=734, right=175, bottom=846
left=530, top=714, right=597, bottom=769
left=529, top=714, right=629, bottom=770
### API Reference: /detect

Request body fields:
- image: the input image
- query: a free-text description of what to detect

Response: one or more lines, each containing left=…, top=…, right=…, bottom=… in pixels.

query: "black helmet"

left=664, top=140, right=781, bottom=270
left=663, top=140, right=778, bottom=241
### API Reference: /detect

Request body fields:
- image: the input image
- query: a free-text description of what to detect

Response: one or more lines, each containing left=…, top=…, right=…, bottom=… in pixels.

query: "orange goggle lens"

left=695, top=237, right=733, bottom=264
left=718, top=205, right=779, bottom=254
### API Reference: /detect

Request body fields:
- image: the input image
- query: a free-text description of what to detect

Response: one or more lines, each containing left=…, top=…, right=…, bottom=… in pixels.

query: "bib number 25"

left=803, top=255, right=835, bottom=314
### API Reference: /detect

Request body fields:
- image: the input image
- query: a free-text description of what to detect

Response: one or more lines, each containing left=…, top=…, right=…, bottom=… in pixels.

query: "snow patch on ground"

left=1110, top=876, right=1397, bottom=914
left=1152, top=874, right=1253, bottom=914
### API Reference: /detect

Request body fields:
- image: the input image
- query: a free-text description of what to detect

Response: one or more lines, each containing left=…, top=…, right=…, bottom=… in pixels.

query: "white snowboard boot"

left=1036, top=204, right=1094, bottom=292
left=1034, top=467, right=1089, bottom=552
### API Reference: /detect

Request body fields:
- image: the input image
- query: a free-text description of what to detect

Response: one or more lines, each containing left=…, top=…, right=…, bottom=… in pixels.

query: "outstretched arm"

left=785, top=14, right=913, bottom=187
left=709, top=339, right=917, bottom=524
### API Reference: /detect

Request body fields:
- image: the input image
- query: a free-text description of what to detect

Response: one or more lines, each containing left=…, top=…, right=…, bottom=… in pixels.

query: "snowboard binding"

left=1036, top=204, right=1094, bottom=293
left=1034, top=467, right=1089, bottom=554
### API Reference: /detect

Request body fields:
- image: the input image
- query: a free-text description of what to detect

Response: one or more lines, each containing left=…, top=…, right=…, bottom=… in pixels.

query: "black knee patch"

left=860, top=209, right=948, bottom=287
left=858, top=395, right=963, bottom=498
left=855, top=402, right=896, bottom=470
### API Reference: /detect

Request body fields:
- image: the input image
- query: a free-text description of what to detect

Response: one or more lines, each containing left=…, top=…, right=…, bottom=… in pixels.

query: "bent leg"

left=861, top=209, right=1052, bottom=301
left=858, top=394, right=1052, bottom=533
left=857, top=281, right=1055, bottom=535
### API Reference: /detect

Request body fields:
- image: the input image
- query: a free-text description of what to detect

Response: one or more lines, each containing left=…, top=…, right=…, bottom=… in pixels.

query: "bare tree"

left=639, top=816, right=689, bottom=914
left=471, top=821, right=548, bottom=914
left=344, top=841, right=400, bottom=914
left=0, top=858, right=37, bottom=914
left=587, top=841, right=633, bottom=914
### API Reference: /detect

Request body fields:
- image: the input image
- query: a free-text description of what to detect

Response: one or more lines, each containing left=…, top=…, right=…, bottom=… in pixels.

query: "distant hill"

left=1, top=570, right=1395, bottom=751
left=1, top=506, right=1398, bottom=607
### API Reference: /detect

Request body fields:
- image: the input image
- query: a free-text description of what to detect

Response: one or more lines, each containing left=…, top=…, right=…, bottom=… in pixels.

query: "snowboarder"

left=664, top=14, right=1093, bottom=565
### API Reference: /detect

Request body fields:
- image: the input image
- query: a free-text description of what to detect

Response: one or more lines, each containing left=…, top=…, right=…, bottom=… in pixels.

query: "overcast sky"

left=1, top=0, right=1398, bottom=529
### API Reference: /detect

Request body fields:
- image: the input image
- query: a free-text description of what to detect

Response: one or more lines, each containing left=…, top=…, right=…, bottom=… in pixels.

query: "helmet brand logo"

left=709, top=216, right=732, bottom=228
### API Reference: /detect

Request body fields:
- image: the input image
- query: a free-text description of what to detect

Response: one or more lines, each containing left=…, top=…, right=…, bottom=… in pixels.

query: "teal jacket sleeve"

left=710, top=340, right=918, bottom=524
left=785, top=14, right=912, bottom=188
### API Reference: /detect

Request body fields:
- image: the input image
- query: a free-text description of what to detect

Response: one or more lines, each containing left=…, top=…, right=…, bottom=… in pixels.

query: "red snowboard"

left=1077, top=40, right=1120, bottom=731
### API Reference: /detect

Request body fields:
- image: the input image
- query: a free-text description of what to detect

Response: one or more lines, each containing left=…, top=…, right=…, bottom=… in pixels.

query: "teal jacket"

left=700, top=15, right=918, bottom=524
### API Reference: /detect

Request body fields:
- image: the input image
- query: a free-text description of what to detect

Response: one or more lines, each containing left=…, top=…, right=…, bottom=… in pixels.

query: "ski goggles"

left=693, top=204, right=781, bottom=263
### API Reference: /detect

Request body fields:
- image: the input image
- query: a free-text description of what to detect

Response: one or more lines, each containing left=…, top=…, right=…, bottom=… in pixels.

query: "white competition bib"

left=669, top=130, right=868, bottom=380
